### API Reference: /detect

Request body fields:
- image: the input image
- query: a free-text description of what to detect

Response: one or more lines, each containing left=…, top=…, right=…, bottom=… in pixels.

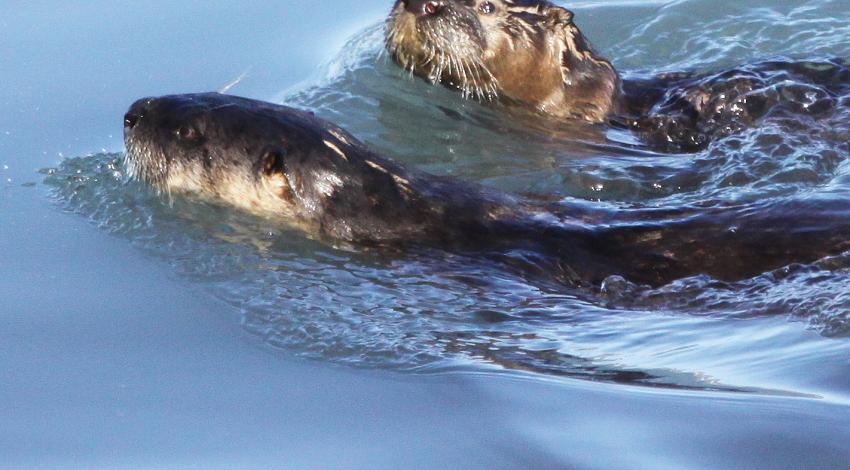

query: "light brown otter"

left=386, top=0, right=618, bottom=122
left=386, top=0, right=850, bottom=151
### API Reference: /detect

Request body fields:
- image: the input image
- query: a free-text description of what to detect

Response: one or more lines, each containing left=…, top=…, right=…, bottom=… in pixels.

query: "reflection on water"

left=44, top=0, right=850, bottom=399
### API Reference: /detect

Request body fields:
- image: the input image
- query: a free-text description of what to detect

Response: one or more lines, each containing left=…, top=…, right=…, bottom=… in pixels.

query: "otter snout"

left=403, top=0, right=445, bottom=17
left=123, top=110, right=140, bottom=130
left=122, top=96, right=170, bottom=190
left=123, top=97, right=153, bottom=130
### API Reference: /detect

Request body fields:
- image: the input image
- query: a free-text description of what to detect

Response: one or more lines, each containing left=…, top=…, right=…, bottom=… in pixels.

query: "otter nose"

left=404, top=0, right=444, bottom=16
left=124, top=112, right=140, bottom=129
left=124, top=97, right=153, bottom=130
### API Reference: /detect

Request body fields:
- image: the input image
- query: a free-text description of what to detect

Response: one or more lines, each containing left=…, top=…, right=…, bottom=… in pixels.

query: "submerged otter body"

left=385, top=0, right=850, bottom=150
left=124, top=93, right=850, bottom=287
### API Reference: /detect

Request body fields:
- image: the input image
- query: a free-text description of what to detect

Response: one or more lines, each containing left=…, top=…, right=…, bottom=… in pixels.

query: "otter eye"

left=479, top=1, right=496, bottom=14
left=176, top=125, right=200, bottom=141
left=424, top=1, right=442, bottom=15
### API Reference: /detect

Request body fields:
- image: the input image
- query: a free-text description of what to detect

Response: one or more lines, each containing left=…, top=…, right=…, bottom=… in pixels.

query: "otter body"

left=124, top=93, right=850, bottom=287
left=386, top=0, right=850, bottom=150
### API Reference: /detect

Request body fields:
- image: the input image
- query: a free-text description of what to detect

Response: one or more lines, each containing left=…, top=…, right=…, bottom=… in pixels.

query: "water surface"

left=5, top=0, right=850, bottom=468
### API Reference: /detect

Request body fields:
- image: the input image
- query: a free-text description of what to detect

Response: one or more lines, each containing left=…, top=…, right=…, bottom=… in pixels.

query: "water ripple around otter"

left=43, top=3, right=850, bottom=397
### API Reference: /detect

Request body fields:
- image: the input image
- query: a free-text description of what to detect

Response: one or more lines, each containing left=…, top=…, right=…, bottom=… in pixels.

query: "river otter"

left=386, top=0, right=617, bottom=122
left=123, top=93, right=850, bottom=287
left=385, top=0, right=850, bottom=150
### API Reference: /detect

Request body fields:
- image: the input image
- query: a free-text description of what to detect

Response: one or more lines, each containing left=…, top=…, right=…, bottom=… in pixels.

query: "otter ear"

left=260, top=146, right=287, bottom=176
left=259, top=146, right=296, bottom=201
left=544, top=5, right=574, bottom=26
left=547, top=8, right=614, bottom=84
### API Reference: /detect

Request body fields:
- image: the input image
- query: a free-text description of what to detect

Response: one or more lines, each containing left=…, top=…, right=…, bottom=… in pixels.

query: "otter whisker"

left=218, top=67, right=252, bottom=94
left=461, top=60, right=478, bottom=100
left=466, top=58, right=486, bottom=101
left=434, top=47, right=447, bottom=84
left=376, top=42, right=387, bottom=63
left=453, top=54, right=469, bottom=94
left=427, top=51, right=443, bottom=82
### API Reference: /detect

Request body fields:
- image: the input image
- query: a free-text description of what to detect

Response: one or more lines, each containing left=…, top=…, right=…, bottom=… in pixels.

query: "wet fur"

left=385, top=0, right=850, bottom=151
left=124, top=93, right=850, bottom=288
left=386, top=0, right=618, bottom=121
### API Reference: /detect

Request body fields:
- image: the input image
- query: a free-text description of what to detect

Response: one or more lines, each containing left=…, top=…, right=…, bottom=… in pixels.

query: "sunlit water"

left=41, top=0, right=850, bottom=402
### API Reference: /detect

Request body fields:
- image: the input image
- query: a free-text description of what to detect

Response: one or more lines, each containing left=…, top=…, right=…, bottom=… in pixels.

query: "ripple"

left=40, top=3, right=850, bottom=394
left=609, top=0, right=850, bottom=72
left=41, top=147, right=850, bottom=396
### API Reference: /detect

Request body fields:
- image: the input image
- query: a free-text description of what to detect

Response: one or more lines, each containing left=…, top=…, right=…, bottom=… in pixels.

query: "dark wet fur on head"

left=124, top=96, right=302, bottom=194
left=123, top=93, right=526, bottom=245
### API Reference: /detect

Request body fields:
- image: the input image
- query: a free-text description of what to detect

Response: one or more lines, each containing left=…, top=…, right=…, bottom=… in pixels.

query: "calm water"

left=5, top=1, right=850, bottom=468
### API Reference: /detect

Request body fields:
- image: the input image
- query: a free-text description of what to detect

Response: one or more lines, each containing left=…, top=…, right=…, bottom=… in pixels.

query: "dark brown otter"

left=386, top=0, right=850, bottom=150
left=123, top=93, right=850, bottom=288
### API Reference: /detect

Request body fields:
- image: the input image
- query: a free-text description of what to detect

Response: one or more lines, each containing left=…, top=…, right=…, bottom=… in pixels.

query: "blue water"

left=4, top=1, right=850, bottom=468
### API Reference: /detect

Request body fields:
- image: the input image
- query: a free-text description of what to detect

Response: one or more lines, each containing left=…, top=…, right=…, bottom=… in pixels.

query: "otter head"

left=123, top=93, right=425, bottom=242
left=386, top=0, right=618, bottom=121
